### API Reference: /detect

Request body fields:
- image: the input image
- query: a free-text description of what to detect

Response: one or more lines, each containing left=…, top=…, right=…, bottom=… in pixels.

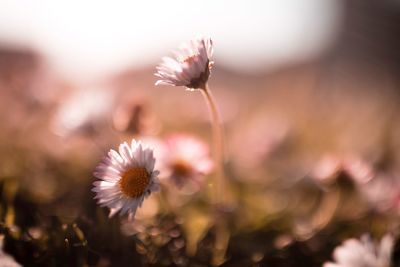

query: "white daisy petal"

left=108, top=149, right=124, bottom=166
left=324, top=234, right=394, bottom=267
left=99, top=197, right=126, bottom=212
left=109, top=208, right=120, bottom=218
left=142, top=149, right=154, bottom=172
left=94, top=166, right=121, bottom=177
left=119, top=142, right=132, bottom=162
left=206, top=38, right=213, bottom=58
left=155, top=80, right=173, bottom=86
left=161, top=57, right=182, bottom=71
left=93, top=186, right=120, bottom=197
left=93, top=171, right=119, bottom=182
left=102, top=157, right=123, bottom=171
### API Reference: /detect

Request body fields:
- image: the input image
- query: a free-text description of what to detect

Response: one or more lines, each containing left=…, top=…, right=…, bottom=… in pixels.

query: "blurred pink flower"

left=324, top=234, right=394, bottom=267
left=112, top=98, right=161, bottom=135
left=313, top=154, right=400, bottom=215
left=92, top=139, right=160, bottom=220
left=342, top=156, right=375, bottom=184
left=229, top=115, right=289, bottom=178
left=359, top=173, right=400, bottom=214
left=52, top=86, right=114, bottom=136
left=0, top=235, right=22, bottom=267
left=159, top=134, right=213, bottom=191
left=312, top=154, right=374, bottom=185
left=311, top=155, right=341, bottom=182
left=155, top=37, right=213, bottom=90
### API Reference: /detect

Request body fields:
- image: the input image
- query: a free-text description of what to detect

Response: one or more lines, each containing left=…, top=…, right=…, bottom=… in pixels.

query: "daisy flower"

left=155, top=37, right=213, bottom=90
left=92, top=139, right=160, bottom=220
left=323, top=234, right=394, bottom=267
left=159, top=134, right=213, bottom=190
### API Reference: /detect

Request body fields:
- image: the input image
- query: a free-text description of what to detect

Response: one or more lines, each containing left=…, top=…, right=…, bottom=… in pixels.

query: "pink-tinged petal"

left=155, top=80, right=173, bottom=86
left=326, top=234, right=393, bottom=267
left=95, top=164, right=121, bottom=174
left=93, top=171, right=118, bottom=181
left=109, top=208, right=120, bottom=218
left=102, top=157, right=123, bottom=171
left=206, top=38, right=213, bottom=58
left=119, top=142, right=132, bottom=162
left=378, top=234, right=394, bottom=261
left=173, top=71, right=190, bottom=83
left=108, top=149, right=124, bottom=165
left=161, top=57, right=182, bottom=71
left=93, top=182, right=116, bottom=190
left=143, top=149, right=155, bottom=173
left=159, top=134, right=212, bottom=189
left=322, top=263, right=340, bottom=267
left=177, top=44, right=193, bottom=59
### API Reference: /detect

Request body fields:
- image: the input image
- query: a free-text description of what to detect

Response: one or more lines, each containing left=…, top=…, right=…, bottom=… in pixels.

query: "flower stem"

left=200, top=84, right=225, bottom=204
left=200, top=84, right=228, bottom=266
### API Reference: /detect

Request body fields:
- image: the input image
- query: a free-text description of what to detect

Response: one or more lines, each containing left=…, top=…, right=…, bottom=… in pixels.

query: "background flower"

left=323, top=234, right=394, bottom=267
left=158, top=134, right=213, bottom=192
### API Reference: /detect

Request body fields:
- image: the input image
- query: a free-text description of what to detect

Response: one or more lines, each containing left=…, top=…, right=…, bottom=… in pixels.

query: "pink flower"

left=311, top=154, right=374, bottom=185
left=155, top=37, right=213, bottom=90
left=359, top=173, right=400, bottom=214
left=159, top=134, right=213, bottom=190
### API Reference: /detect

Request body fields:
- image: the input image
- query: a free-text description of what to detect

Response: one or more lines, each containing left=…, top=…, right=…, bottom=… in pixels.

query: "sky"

left=0, top=0, right=342, bottom=81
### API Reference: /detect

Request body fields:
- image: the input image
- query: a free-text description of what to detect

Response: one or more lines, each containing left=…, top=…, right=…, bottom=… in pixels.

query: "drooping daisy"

left=92, top=139, right=160, bottom=220
left=323, top=234, right=394, bottom=267
left=155, top=37, right=213, bottom=90
left=159, top=134, right=213, bottom=190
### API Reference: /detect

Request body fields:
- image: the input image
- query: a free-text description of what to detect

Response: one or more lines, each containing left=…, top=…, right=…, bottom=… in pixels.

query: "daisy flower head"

left=159, top=134, right=213, bottom=191
left=92, top=139, right=160, bottom=220
left=155, top=37, right=214, bottom=90
left=323, top=234, right=394, bottom=267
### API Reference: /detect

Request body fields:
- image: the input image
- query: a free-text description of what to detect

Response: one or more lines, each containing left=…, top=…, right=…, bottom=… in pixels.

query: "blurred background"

left=1, top=0, right=400, bottom=266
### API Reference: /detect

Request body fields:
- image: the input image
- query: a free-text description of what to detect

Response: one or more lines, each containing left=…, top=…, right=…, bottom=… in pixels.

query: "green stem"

left=200, top=84, right=225, bottom=204
left=200, top=84, right=228, bottom=266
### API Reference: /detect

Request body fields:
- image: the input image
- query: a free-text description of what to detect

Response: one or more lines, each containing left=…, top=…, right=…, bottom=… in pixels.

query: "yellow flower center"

left=171, top=160, right=193, bottom=177
left=183, top=54, right=200, bottom=65
left=119, top=167, right=150, bottom=198
left=181, top=55, right=210, bottom=89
